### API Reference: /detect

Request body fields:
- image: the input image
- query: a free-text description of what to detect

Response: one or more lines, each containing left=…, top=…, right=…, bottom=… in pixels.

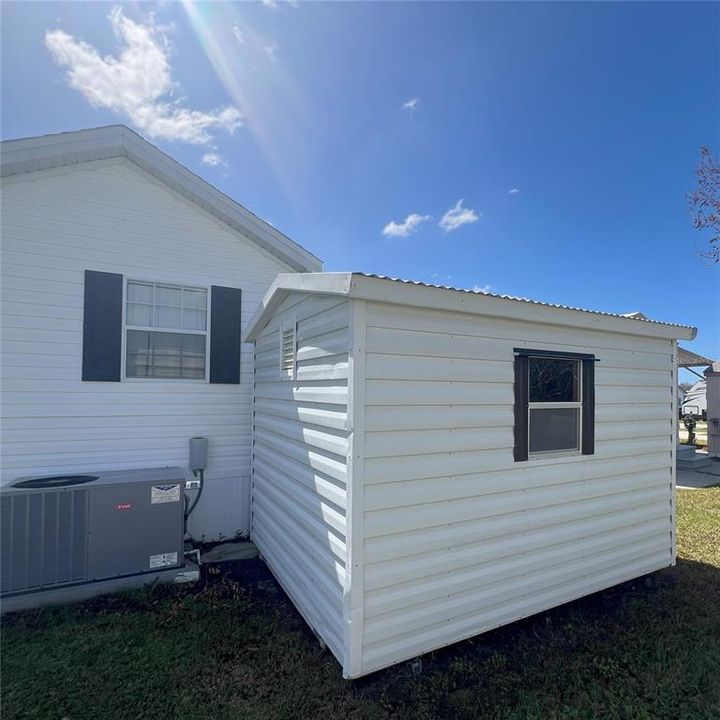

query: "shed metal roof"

left=245, top=272, right=697, bottom=342
left=0, top=125, right=322, bottom=273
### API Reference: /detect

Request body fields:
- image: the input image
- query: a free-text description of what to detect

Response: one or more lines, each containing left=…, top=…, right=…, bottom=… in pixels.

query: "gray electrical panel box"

left=1, top=467, right=186, bottom=602
left=189, top=437, right=208, bottom=472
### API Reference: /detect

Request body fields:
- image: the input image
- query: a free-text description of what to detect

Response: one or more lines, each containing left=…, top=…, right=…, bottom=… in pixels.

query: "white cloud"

left=264, top=43, right=278, bottom=63
left=402, top=97, right=418, bottom=112
left=382, top=212, right=431, bottom=238
left=232, top=24, right=244, bottom=44
left=471, top=284, right=492, bottom=294
left=45, top=7, right=242, bottom=146
left=202, top=152, right=226, bottom=167
left=439, top=199, right=480, bottom=232
left=509, top=188, right=520, bottom=194
left=262, top=0, right=299, bottom=8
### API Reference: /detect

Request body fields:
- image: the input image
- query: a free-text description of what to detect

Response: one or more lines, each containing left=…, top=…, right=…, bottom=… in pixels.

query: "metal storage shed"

left=244, top=272, right=696, bottom=679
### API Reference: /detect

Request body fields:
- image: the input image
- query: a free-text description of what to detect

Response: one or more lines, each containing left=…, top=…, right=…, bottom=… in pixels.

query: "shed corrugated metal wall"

left=251, top=293, right=351, bottom=663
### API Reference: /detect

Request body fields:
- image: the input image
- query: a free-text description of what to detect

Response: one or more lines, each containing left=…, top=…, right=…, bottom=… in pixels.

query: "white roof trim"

left=0, top=125, right=322, bottom=273
left=244, top=272, right=697, bottom=342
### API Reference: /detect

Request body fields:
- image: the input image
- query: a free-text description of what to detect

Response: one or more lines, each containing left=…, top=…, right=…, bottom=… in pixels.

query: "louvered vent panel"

left=280, top=324, right=296, bottom=379
left=0, top=490, right=88, bottom=595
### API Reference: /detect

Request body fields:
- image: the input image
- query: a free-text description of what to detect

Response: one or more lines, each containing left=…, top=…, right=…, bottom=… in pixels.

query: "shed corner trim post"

left=670, top=339, right=678, bottom=566
left=344, top=298, right=367, bottom=678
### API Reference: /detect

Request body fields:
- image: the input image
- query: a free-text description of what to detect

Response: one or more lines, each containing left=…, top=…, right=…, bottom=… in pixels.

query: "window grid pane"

left=183, top=309, right=206, bottom=331
left=155, top=306, right=182, bottom=329
left=127, top=281, right=153, bottom=304
left=126, top=281, right=207, bottom=332
left=126, top=303, right=152, bottom=326
left=183, top=288, right=207, bottom=310
left=156, top=285, right=182, bottom=307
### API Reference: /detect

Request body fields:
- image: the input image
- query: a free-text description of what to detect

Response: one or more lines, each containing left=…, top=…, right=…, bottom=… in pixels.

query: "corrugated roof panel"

left=353, top=273, right=696, bottom=333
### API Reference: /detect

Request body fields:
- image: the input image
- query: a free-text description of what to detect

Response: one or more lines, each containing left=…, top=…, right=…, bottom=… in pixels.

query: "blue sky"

left=2, top=1, right=718, bottom=368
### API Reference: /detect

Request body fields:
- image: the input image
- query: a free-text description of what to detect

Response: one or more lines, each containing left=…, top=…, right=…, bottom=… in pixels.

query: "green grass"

left=2, top=489, right=719, bottom=720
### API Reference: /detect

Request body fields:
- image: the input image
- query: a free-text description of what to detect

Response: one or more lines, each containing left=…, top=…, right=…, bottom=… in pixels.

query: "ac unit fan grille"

left=1, top=489, right=89, bottom=595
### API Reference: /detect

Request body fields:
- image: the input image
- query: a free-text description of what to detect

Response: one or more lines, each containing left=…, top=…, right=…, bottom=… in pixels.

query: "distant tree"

left=688, top=146, right=720, bottom=263
left=679, top=381, right=694, bottom=393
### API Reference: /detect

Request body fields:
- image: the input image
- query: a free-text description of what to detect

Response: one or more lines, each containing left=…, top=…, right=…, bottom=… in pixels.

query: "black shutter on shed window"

left=513, top=354, right=529, bottom=461
left=209, top=286, right=242, bottom=384
left=581, top=358, right=595, bottom=455
left=82, top=270, right=123, bottom=382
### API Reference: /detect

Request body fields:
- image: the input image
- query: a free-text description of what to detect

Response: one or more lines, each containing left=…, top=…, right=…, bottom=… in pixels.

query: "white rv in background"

left=681, top=380, right=707, bottom=420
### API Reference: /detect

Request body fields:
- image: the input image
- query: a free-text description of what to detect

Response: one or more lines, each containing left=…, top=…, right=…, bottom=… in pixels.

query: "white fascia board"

left=345, top=275, right=697, bottom=341
left=244, top=273, right=353, bottom=342
left=1, top=126, right=322, bottom=273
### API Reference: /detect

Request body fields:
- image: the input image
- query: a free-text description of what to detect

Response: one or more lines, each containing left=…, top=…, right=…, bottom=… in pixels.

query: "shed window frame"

left=279, top=319, right=297, bottom=381
left=123, top=279, right=210, bottom=382
left=514, top=348, right=596, bottom=461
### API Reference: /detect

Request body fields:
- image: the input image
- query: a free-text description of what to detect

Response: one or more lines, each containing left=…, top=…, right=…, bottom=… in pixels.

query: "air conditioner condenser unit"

left=1, top=467, right=193, bottom=612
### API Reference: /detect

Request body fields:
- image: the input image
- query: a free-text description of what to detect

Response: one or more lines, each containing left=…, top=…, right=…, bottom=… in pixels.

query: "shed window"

left=280, top=322, right=296, bottom=380
left=514, top=349, right=596, bottom=461
left=125, top=280, right=208, bottom=379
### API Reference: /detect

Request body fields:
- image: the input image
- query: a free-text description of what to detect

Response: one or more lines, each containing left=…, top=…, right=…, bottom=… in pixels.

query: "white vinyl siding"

left=356, top=301, right=675, bottom=676
left=251, top=293, right=351, bottom=664
left=0, top=157, right=295, bottom=540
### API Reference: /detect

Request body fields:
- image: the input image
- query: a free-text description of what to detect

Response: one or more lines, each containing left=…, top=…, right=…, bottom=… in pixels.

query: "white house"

left=0, top=126, right=322, bottom=542
left=244, top=272, right=696, bottom=678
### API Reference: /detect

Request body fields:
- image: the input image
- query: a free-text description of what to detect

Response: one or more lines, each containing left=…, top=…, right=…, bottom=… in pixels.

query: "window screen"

left=528, top=407, right=580, bottom=453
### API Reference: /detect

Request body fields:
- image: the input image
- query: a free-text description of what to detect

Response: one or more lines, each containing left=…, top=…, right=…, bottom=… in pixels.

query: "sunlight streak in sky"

left=179, top=0, right=310, bottom=205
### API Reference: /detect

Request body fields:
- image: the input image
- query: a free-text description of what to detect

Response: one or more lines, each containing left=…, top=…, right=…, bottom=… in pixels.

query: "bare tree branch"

left=688, top=146, right=720, bottom=263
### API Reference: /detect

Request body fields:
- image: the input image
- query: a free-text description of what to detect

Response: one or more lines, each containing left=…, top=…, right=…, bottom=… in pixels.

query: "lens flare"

left=179, top=0, right=310, bottom=205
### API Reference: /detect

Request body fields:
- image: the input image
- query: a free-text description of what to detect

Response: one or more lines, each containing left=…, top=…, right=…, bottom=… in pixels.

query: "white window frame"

left=527, top=357, right=582, bottom=458
left=279, top=319, right=297, bottom=381
left=122, top=278, right=211, bottom=383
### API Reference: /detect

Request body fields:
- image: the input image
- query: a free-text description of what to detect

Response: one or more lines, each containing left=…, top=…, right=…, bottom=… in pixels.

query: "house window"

left=280, top=322, right=296, bottom=380
left=125, top=280, right=208, bottom=379
left=514, top=349, right=596, bottom=461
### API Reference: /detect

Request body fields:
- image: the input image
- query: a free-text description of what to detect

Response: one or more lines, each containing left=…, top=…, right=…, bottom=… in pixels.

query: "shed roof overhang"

left=244, top=272, right=697, bottom=343
left=0, top=125, right=322, bottom=273
left=678, top=346, right=716, bottom=368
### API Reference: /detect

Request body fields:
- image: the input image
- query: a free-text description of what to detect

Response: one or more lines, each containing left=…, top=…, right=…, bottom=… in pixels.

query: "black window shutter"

left=581, top=359, right=595, bottom=455
left=210, top=286, right=242, bottom=384
left=82, top=270, right=123, bottom=381
left=513, top=354, right=529, bottom=461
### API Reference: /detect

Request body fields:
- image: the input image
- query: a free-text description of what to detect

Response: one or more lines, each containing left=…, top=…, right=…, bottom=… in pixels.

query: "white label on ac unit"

left=149, top=552, right=178, bottom=569
left=151, top=484, right=181, bottom=504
